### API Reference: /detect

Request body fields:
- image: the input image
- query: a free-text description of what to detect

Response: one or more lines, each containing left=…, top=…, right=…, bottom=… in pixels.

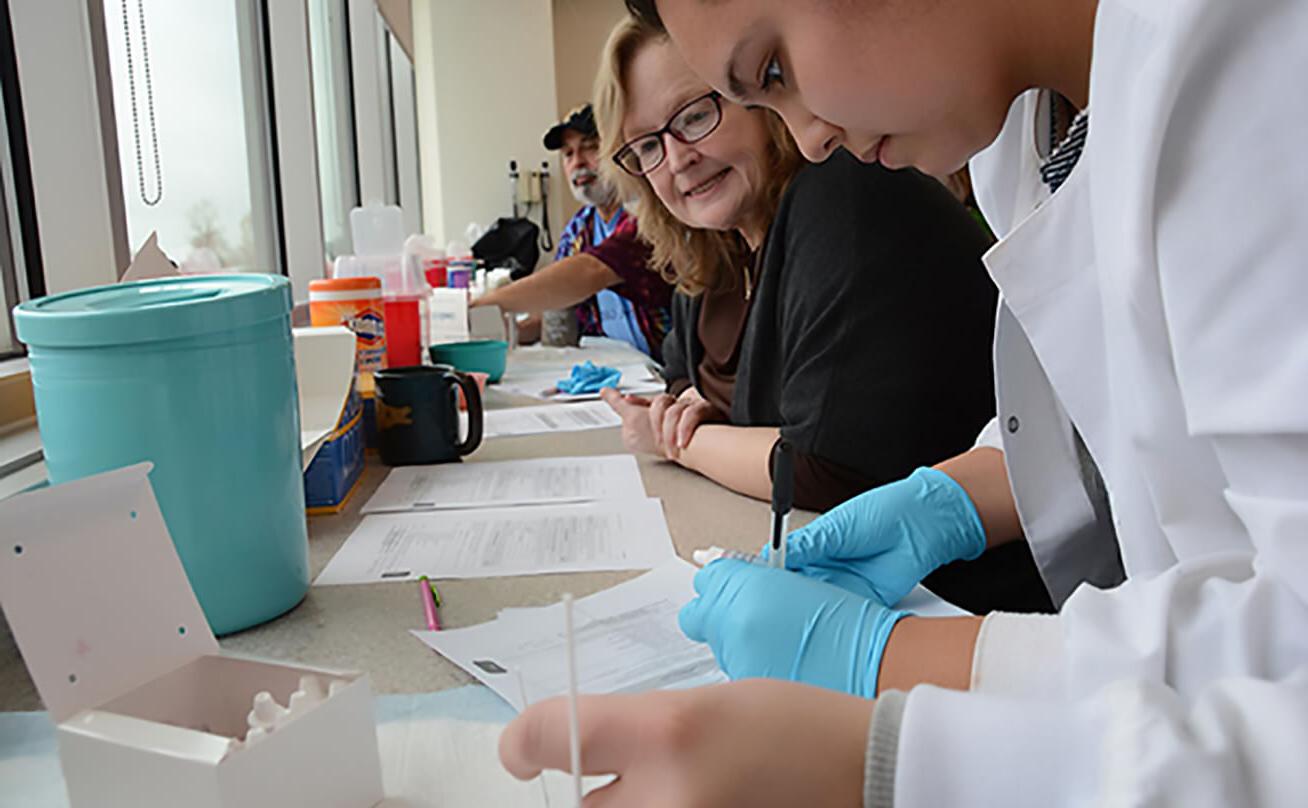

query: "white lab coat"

left=892, top=0, right=1308, bottom=804
left=969, top=89, right=1126, bottom=608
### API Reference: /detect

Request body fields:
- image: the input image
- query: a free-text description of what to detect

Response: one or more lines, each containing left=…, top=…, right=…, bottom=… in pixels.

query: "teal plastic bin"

left=14, top=275, right=309, bottom=635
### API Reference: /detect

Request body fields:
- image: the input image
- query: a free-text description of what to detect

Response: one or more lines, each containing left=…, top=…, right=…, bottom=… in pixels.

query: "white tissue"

left=692, top=547, right=728, bottom=567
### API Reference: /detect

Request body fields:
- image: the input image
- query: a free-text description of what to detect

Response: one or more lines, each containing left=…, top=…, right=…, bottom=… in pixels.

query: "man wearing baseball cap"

left=473, top=104, right=672, bottom=361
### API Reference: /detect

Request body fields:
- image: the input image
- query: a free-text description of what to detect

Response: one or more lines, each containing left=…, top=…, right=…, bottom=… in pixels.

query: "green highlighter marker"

left=421, top=575, right=442, bottom=607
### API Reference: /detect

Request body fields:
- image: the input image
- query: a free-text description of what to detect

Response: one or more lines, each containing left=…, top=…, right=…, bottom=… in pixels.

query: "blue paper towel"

left=555, top=361, right=622, bottom=395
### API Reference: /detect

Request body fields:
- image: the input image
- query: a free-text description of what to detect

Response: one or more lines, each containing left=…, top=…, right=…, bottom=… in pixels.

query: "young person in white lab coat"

left=498, top=0, right=1308, bottom=805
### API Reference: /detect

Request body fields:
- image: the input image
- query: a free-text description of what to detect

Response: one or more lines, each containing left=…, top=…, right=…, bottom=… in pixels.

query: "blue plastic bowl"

left=429, top=339, right=508, bottom=383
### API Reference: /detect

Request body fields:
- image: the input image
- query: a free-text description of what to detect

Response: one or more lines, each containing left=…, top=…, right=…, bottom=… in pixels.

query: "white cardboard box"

left=430, top=287, right=470, bottom=344
left=0, top=464, right=384, bottom=808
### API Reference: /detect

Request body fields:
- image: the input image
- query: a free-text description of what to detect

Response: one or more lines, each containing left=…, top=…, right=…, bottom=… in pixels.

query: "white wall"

left=552, top=0, right=628, bottom=225
left=412, top=0, right=565, bottom=250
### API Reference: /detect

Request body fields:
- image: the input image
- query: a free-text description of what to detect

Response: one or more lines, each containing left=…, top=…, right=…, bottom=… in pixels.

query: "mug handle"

left=449, top=370, right=483, bottom=456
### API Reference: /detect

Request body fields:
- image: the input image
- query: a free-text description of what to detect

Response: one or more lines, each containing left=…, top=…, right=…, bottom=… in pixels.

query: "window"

left=343, top=0, right=421, bottom=239
left=309, top=1, right=422, bottom=261
left=101, top=0, right=278, bottom=272
left=0, top=0, right=427, bottom=357
left=5, top=0, right=331, bottom=304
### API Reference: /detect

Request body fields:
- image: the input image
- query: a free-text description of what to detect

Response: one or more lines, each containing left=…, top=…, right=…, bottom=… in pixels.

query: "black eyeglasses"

left=613, top=91, right=723, bottom=176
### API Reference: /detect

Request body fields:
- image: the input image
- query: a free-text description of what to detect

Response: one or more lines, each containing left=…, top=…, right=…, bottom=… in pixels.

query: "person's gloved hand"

left=678, top=559, right=908, bottom=698
left=766, top=467, right=986, bottom=606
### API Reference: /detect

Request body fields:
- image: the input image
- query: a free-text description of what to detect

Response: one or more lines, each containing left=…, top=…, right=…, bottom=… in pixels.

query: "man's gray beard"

left=570, top=178, right=619, bottom=209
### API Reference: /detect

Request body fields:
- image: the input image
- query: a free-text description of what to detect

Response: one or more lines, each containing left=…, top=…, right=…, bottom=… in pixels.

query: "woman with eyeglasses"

left=591, top=18, right=1042, bottom=613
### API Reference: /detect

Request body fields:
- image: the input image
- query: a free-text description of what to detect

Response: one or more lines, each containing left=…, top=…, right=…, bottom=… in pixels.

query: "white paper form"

left=466, top=400, right=622, bottom=440
left=412, top=560, right=725, bottom=710
left=315, top=498, right=676, bottom=585
left=496, top=363, right=664, bottom=402
left=361, top=455, right=646, bottom=514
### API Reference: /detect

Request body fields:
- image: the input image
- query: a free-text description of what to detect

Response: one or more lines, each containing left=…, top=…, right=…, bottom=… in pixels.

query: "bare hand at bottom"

left=499, top=679, right=873, bottom=808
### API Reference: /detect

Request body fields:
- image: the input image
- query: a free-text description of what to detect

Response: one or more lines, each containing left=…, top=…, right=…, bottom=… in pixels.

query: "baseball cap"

left=543, top=104, right=598, bottom=150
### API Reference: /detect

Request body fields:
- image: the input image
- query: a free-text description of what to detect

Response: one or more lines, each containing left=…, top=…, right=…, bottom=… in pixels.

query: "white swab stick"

left=515, top=669, right=552, bottom=808
left=513, top=668, right=531, bottom=714
left=563, top=593, right=583, bottom=808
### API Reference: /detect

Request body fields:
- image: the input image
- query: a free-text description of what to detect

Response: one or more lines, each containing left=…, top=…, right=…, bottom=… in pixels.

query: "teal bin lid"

left=14, top=274, right=293, bottom=348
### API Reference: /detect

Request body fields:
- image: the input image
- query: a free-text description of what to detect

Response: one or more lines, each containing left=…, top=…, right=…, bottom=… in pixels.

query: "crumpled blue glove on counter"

left=766, top=467, right=986, bottom=606
left=679, top=559, right=909, bottom=698
left=556, top=361, right=622, bottom=394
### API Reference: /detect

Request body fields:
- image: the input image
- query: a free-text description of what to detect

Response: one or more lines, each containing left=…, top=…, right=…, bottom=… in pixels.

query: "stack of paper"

left=360, top=455, right=646, bottom=513
left=412, top=560, right=725, bottom=711
left=316, top=455, right=676, bottom=585
left=314, top=499, right=675, bottom=584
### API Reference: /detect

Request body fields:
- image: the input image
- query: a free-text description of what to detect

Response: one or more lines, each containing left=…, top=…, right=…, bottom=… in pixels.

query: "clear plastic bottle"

left=343, top=205, right=430, bottom=368
left=405, top=234, right=447, bottom=288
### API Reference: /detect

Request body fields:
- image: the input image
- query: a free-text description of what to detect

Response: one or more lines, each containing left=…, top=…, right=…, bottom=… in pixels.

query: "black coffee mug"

left=373, top=365, right=483, bottom=465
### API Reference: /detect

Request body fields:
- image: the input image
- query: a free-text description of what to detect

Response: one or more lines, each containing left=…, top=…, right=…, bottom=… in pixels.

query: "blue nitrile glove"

left=678, top=559, right=909, bottom=698
left=556, top=361, right=622, bottom=395
left=765, top=467, right=986, bottom=606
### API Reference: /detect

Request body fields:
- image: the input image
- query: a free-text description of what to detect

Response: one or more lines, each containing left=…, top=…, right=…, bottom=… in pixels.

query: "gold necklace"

left=743, top=261, right=754, bottom=301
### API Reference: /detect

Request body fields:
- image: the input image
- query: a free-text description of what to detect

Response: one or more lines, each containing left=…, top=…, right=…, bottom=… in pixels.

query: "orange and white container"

left=309, top=277, right=386, bottom=393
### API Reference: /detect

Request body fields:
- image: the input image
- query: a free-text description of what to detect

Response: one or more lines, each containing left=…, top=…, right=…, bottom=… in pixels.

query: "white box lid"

left=0, top=464, right=219, bottom=722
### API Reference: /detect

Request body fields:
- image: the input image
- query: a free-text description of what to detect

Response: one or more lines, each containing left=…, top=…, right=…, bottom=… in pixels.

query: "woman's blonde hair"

left=593, top=16, right=804, bottom=296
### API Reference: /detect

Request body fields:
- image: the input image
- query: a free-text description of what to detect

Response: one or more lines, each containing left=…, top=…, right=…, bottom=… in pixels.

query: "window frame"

left=347, top=0, right=391, bottom=209
left=387, top=28, right=422, bottom=237
left=0, top=83, right=22, bottom=359
left=0, top=2, right=47, bottom=349
left=345, top=0, right=420, bottom=240
left=308, top=0, right=360, bottom=263
left=7, top=0, right=123, bottom=297
left=264, top=0, right=329, bottom=302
